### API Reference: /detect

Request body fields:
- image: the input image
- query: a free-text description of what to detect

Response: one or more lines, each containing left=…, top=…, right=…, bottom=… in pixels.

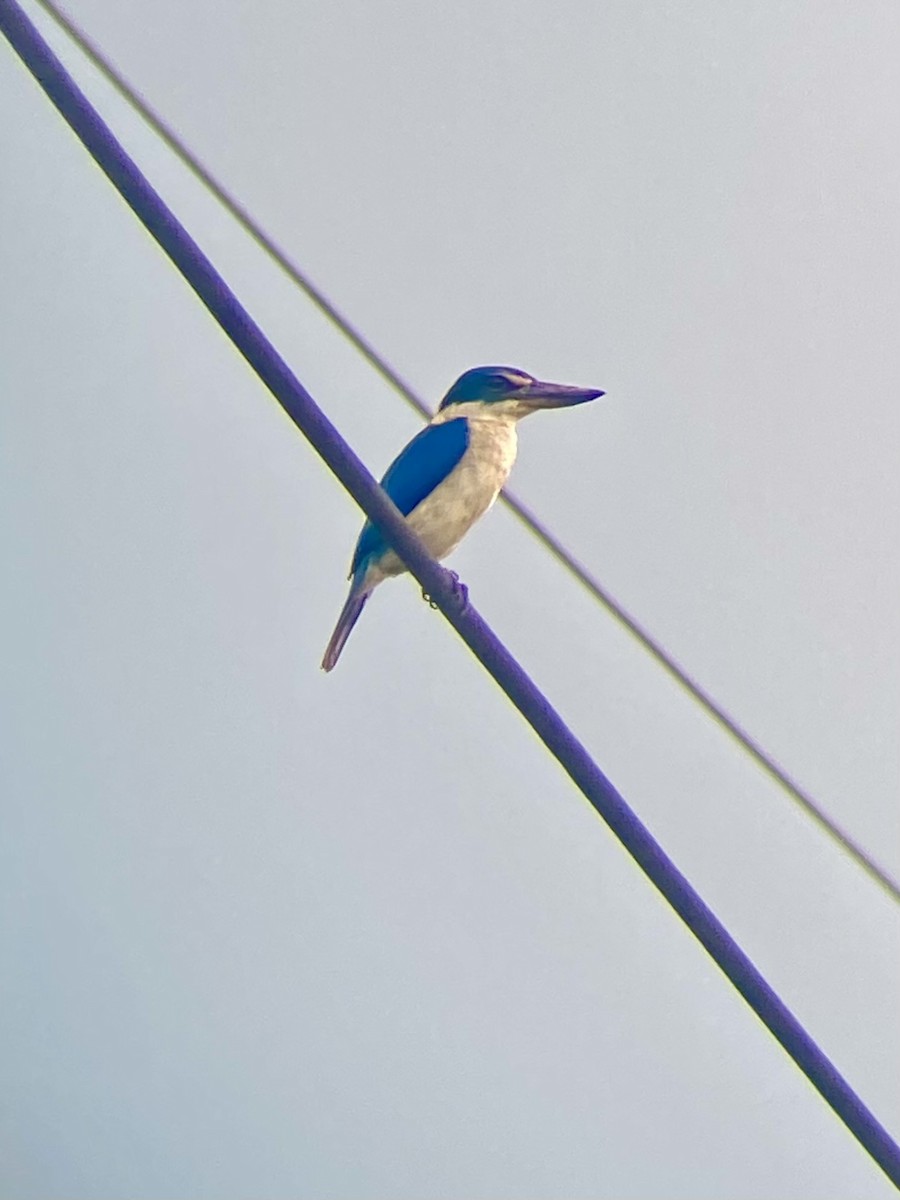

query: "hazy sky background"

left=2, top=1, right=899, bottom=1197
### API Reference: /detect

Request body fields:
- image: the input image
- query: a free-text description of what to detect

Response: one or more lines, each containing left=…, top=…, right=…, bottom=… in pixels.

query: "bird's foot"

left=446, top=569, right=469, bottom=611
left=421, top=569, right=469, bottom=612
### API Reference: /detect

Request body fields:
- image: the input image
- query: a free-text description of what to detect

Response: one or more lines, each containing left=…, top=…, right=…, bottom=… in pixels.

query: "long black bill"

left=521, top=380, right=605, bottom=410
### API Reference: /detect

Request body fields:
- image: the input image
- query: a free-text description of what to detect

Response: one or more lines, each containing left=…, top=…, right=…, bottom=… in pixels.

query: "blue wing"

left=350, top=417, right=470, bottom=576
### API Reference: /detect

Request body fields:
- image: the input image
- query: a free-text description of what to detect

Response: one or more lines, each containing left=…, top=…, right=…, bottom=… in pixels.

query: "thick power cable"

left=4, top=2, right=899, bottom=1182
left=29, top=0, right=900, bottom=907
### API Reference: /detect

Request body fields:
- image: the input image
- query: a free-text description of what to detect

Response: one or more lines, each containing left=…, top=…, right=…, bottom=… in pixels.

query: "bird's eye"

left=490, top=374, right=511, bottom=390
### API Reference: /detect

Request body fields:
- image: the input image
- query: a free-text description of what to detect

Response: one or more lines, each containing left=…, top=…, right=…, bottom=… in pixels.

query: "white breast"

left=368, top=415, right=518, bottom=584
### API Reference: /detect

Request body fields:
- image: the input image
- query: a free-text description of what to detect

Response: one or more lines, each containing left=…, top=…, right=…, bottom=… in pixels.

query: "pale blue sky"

left=2, top=1, right=899, bottom=1196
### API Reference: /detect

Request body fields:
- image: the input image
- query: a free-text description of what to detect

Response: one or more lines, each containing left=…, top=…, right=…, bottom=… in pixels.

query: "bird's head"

left=437, top=366, right=604, bottom=420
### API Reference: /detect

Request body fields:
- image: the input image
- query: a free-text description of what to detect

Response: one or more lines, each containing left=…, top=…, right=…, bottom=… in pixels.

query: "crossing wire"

left=4, top=1, right=899, bottom=1184
left=29, top=0, right=900, bottom=908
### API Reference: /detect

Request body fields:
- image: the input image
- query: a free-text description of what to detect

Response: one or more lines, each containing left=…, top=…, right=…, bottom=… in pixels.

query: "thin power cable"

left=4, top=3, right=899, bottom=1183
left=30, top=0, right=900, bottom=908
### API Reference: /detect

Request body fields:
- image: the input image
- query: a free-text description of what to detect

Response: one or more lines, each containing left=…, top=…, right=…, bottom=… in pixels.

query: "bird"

left=321, top=365, right=604, bottom=671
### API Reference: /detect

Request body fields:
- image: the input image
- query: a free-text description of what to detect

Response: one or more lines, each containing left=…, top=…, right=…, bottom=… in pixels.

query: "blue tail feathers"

left=321, top=586, right=370, bottom=672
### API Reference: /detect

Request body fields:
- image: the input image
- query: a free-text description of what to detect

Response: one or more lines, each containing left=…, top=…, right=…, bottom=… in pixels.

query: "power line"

left=4, top=2, right=898, bottom=1183
left=29, top=0, right=900, bottom=907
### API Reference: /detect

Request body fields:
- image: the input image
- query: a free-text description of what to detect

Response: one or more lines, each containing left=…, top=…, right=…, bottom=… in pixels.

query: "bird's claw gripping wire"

left=422, top=569, right=469, bottom=612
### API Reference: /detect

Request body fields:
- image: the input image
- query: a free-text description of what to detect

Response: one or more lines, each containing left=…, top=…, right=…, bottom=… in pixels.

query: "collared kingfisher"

left=321, top=365, right=604, bottom=671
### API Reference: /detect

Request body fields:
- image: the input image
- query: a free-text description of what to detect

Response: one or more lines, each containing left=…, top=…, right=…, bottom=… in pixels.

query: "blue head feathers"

left=438, top=366, right=536, bottom=411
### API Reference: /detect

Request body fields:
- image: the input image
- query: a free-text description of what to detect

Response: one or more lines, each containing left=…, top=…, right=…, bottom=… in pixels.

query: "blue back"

left=351, top=417, right=470, bottom=576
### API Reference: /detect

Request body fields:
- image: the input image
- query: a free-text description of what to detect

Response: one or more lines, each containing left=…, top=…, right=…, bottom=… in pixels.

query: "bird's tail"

left=321, top=586, right=370, bottom=672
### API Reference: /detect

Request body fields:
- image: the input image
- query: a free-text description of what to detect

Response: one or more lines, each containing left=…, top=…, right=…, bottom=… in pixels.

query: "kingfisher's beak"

left=518, top=379, right=605, bottom=410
